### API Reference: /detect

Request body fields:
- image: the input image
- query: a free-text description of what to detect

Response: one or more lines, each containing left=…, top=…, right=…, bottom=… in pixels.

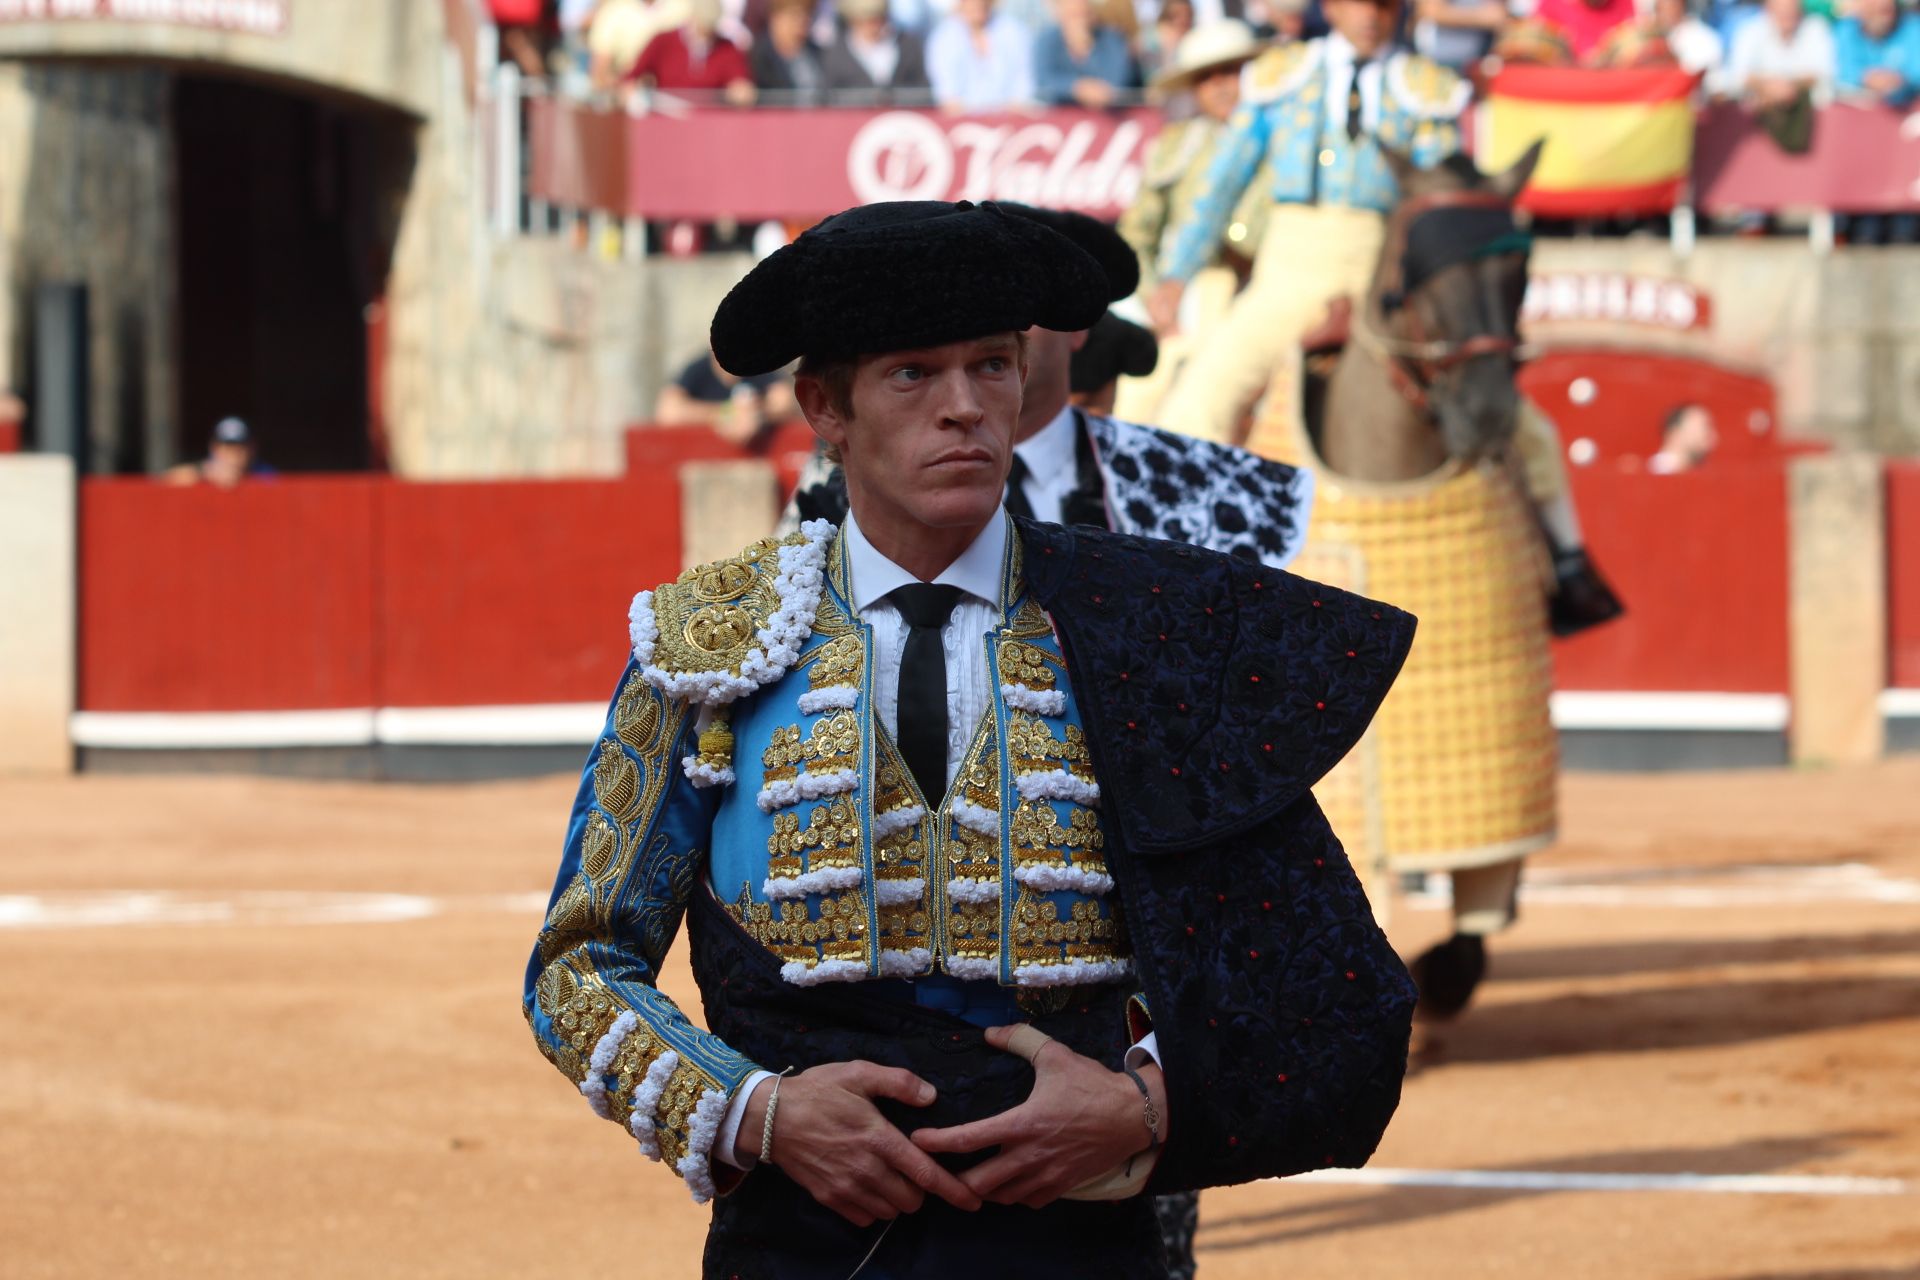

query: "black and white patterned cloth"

left=1082, top=414, right=1313, bottom=569
left=780, top=414, right=1313, bottom=572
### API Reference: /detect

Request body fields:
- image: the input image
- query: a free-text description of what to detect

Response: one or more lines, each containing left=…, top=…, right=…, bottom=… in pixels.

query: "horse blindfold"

left=1391, top=206, right=1532, bottom=307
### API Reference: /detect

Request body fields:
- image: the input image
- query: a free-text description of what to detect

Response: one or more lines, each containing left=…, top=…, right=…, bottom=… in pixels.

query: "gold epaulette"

left=1385, top=52, right=1472, bottom=120
left=631, top=520, right=837, bottom=707
left=1242, top=40, right=1321, bottom=104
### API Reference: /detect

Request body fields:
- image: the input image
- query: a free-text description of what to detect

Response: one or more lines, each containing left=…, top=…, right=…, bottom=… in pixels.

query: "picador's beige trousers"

left=1158, top=204, right=1386, bottom=446
left=1155, top=202, right=1568, bottom=508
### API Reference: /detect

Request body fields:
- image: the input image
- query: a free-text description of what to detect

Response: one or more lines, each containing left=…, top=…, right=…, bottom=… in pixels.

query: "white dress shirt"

left=1323, top=33, right=1387, bottom=137
left=1011, top=406, right=1083, bottom=527
left=716, top=510, right=1156, bottom=1171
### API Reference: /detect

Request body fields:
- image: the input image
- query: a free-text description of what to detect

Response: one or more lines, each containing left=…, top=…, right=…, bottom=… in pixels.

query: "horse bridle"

left=1352, top=189, right=1528, bottom=416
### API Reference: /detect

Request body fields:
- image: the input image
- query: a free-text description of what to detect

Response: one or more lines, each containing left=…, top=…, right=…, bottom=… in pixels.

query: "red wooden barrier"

left=1551, top=461, right=1793, bottom=694
left=1890, top=461, right=1920, bottom=689
left=79, top=474, right=683, bottom=713
left=626, top=421, right=819, bottom=497
left=376, top=478, right=681, bottom=707
left=79, top=478, right=380, bottom=711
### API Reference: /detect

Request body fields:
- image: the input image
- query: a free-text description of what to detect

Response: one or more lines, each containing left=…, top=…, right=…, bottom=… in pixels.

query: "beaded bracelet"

left=759, top=1067, right=794, bottom=1165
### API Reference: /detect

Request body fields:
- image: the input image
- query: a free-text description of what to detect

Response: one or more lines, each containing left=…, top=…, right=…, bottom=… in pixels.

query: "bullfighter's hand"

left=742, top=1060, right=983, bottom=1227
left=907, top=1026, right=1167, bottom=1208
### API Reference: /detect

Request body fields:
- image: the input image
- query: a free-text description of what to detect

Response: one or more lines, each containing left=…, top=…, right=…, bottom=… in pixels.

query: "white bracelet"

left=759, top=1068, right=793, bottom=1165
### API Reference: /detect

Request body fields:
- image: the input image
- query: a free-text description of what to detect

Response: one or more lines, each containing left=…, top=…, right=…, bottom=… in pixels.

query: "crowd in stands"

left=493, top=0, right=1920, bottom=113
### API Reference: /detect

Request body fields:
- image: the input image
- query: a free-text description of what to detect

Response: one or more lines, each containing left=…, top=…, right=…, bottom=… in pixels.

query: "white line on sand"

left=1287, top=1167, right=1912, bottom=1196
left=0, top=890, right=549, bottom=931
left=1405, top=862, right=1920, bottom=910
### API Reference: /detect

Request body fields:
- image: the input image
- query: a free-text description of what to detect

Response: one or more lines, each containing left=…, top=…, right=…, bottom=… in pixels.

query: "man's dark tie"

left=1004, top=453, right=1037, bottom=520
left=1347, top=60, right=1370, bottom=141
left=892, top=583, right=963, bottom=805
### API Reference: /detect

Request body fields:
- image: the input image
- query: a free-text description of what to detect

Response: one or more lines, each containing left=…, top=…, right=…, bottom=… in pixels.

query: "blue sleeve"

left=1034, top=25, right=1076, bottom=103
left=926, top=20, right=962, bottom=103
left=1835, top=20, right=1868, bottom=91
left=1160, top=104, right=1275, bottom=283
left=522, top=662, right=757, bottom=1202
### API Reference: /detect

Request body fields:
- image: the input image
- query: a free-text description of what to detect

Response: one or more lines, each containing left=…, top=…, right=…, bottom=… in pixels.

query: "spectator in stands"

left=1725, top=0, right=1834, bottom=111
left=1651, top=0, right=1726, bottom=80
left=1836, top=0, right=1920, bottom=105
left=655, top=348, right=799, bottom=447
left=1413, top=0, right=1516, bottom=70
left=752, top=0, right=828, bottom=100
left=1138, top=0, right=1196, bottom=79
left=1834, top=0, right=1919, bottom=241
left=164, top=417, right=276, bottom=488
left=1536, top=0, right=1638, bottom=59
left=1649, top=404, right=1717, bottom=473
left=593, top=0, right=691, bottom=89
left=1035, top=0, right=1140, bottom=104
left=1264, top=0, right=1310, bottom=42
left=927, top=0, right=1038, bottom=110
left=627, top=0, right=759, bottom=103
left=559, top=0, right=601, bottom=92
left=491, top=0, right=552, bottom=76
left=823, top=0, right=934, bottom=101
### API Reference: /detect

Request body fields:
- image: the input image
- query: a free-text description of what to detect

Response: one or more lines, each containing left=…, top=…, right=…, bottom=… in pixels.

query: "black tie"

left=1004, top=453, right=1037, bottom=520
left=1347, top=59, right=1370, bottom=141
left=892, top=583, right=963, bottom=805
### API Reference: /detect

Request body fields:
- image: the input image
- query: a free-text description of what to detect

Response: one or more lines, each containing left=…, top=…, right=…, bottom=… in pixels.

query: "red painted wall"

left=79, top=475, right=682, bottom=712
left=627, top=422, right=819, bottom=497
left=79, top=478, right=380, bottom=711
left=1890, top=462, right=1920, bottom=689
left=1550, top=461, right=1793, bottom=694
left=375, top=478, right=680, bottom=707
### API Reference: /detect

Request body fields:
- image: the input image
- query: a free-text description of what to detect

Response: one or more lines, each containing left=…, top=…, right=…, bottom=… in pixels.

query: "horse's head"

left=1369, top=142, right=1543, bottom=464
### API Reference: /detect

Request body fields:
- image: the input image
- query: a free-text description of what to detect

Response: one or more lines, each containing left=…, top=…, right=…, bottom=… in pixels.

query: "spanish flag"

left=1477, top=67, right=1700, bottom=216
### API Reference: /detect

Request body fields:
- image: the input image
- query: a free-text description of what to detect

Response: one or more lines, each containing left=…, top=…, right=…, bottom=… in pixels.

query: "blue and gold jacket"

left=525, top=516, right=1420, bottom=1202
left=1161, top=39, right=1469, bottom=282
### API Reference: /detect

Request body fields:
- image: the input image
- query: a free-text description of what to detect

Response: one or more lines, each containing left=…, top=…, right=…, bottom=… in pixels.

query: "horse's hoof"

left=1549, top=548, right=1625, bottom=637
left=1412, top=933, right=1487, bottom=1019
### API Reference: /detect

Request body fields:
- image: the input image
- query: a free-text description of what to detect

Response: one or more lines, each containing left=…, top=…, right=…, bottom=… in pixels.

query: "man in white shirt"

left=1725, top=0, right=1834, bottom=105
left=525, top=199, right=1419, bottom=1278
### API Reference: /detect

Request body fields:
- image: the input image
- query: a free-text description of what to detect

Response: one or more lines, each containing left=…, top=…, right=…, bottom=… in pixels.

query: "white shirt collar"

left=1013, top=404, right=1078, bottom=479
left=843, top=508, right=1008, bottom=616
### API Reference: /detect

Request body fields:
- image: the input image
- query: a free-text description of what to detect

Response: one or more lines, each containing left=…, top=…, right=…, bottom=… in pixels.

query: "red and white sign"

left=1522, top=273, right=1712, bottom=332
left=0, top=0, right=287, bottom=34
left=531, top=102, right=1159, bottom=222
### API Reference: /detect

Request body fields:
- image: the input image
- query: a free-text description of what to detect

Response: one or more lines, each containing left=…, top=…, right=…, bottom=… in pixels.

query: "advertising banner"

left=0, top=0, right=288, bottom=34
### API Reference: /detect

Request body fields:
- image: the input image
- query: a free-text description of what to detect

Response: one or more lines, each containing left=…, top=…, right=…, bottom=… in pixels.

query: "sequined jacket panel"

left=709, top=524, right=1132, bottom=991
left=1016, top=516, right=1422, bottom=1191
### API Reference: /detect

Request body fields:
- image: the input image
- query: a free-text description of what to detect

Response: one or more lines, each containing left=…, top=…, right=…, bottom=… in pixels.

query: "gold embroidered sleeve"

left=522, top=662, right=761, bottom=1203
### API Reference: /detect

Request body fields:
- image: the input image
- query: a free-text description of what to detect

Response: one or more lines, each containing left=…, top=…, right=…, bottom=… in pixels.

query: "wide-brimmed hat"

left=711, top=201, right=1110, bottom=376
left=1149, top=20, right=1263, bottom=96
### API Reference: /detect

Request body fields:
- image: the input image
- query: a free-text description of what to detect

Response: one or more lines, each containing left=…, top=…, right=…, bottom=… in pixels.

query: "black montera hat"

left=710, top=200, right=1112, bottom=377
left=1070, top=311, right=1159, bottom=393
left=999, top=203, right=1140, bottom=303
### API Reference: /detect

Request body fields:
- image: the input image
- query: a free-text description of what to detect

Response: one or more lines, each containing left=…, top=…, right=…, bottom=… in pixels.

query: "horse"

left=1248, top=141, right=1557, bottom=1017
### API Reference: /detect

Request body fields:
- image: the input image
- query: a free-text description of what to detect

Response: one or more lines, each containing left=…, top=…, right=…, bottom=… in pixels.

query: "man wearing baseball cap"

left=524, top=199, right=1418, bottom=1278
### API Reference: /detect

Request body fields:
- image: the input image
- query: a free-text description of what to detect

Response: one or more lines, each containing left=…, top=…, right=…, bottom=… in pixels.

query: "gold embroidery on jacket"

left=998, top=640, right=1059, bottom=691
left=806, top=633, right=864, bottom=690
left=761, top=711, right=860, bottom=780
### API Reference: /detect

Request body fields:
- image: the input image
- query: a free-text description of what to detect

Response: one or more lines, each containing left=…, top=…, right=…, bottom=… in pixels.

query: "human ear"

left=796, top=375, right=848, bottom=452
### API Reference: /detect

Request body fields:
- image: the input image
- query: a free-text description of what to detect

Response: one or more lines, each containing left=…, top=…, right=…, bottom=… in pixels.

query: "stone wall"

left=0, top=62, right=174, bottom=472
left=0, top=2, right=439, bottom=117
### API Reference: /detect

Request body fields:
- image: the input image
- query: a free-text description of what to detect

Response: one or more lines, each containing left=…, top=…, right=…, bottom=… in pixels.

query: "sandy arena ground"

left=2, top=760, right=1918, bottom=1279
